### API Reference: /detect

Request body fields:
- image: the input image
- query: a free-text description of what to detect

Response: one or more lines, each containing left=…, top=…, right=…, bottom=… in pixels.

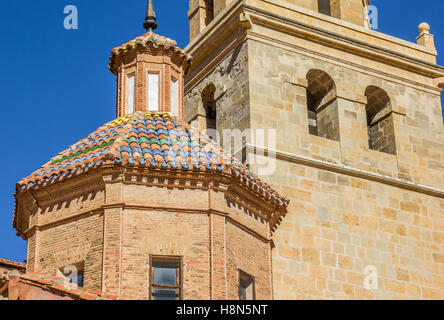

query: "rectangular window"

left=318, top=0, right=331, bottom=16
left=239, top=271, right=255, bottom=300
left=127, top=74, right=135, bottom=114
left=150, top=256, right=182, bottom=300
left=147, top=72, right=159, bottom=112
left=170, top=78, right=179, bottom=115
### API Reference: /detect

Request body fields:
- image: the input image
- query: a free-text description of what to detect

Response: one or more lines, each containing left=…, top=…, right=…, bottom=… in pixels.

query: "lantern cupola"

left=109, top=0, right=192, bottom=118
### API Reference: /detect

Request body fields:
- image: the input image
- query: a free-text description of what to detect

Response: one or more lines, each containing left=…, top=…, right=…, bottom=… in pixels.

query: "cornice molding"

left=186, top=1, right=444, bottom=84
left=18, top=165, right=285, bottom=237
left=246, top=32, right=441, bottom=95
left=243, top=4, right=444, bottom=79
left=248, top=144, right=444, bottom=199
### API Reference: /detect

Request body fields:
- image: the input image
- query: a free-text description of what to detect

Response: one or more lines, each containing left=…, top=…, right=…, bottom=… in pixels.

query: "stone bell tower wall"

left=184, top=0, right=444, bottom=299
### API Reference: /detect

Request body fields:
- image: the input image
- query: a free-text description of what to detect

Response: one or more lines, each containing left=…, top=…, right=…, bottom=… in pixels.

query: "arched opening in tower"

left=306, top=69, right=339, bottom=141
left=202, top=84, right=218, bottom=142
left=365, top=86, right=397, bottom=155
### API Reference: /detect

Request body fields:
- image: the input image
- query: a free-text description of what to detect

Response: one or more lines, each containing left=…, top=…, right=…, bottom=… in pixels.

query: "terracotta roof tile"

left=86, top=289, right=103, bottom=296
left=0, top=259, right=26, bottom=270
left=111, top=32, right=175, bottom=53
left=14, top=272, right=119, bottom=300
left=108, top=32, right=192, bottom=74
left=79, top=293, right=97, bottom=300
left=28, top=271, right=47, bottom=276
left=101, top=294, right=119, bottom=300
left=66, top=288, right=86, bottom=296
left=20, top=274, right=41, bottom=282
left=36, top=279, right=53, bottom=286
left=49, top=283, right=68, bottom=292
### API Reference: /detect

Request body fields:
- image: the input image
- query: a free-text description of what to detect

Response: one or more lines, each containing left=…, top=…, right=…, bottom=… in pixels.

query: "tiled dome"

left=17, top=112, right=288, bottom=207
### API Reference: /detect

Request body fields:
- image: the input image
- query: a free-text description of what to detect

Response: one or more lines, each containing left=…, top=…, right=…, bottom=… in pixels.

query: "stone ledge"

left=244, top=5, right=443, bottom=77
left=249, top=144, right=444, bottom=199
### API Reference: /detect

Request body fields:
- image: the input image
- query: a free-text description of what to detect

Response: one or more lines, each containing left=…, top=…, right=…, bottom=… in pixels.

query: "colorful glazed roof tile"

left=16, top=112, right=288, bottom=207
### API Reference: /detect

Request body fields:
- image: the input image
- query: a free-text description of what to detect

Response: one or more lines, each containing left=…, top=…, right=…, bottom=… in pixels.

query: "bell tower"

left=189, top=0, right=370, bottom=41
left=184, top=0, right=444, bottom=300
left=312, top=0, right=370, bottom=26
left=188, top=0, right=229, bottom=41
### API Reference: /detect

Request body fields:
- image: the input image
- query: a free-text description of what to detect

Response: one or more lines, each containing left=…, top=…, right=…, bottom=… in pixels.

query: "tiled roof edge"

left=0, top=259, right=26, bottom=270
left=108, top=32, right=192, bottom=74
left=14, top=272, right=119, bottom=300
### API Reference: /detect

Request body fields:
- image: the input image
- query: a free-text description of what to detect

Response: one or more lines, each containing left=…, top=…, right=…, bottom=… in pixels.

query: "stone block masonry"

left=185, top=0, right=444, bottom=299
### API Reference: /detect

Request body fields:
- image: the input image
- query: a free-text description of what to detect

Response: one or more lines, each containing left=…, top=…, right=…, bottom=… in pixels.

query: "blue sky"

left=0, top=0, right=443, bottom=263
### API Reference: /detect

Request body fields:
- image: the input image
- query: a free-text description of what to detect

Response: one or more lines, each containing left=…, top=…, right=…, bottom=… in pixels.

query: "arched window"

left=202, top=84, right=217, bottom=141
left=306, top=70, right=339, bottom=141
left=365, top=86, right=396, bottom=155
left=205, top=0, right=214, bottom=25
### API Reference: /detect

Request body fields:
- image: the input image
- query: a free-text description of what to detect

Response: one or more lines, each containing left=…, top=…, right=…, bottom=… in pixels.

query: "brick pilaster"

left=210, top=213, right=227, bottom=299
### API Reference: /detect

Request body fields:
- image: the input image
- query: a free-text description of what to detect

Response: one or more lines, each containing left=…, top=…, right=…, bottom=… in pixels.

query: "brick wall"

left=115, top=183, right=273, bottom=300
left=226, top=222, right=273, bottom=299
left=22, top=171, right=277, bottom=300
left=37, top=213, right=104, bottom=291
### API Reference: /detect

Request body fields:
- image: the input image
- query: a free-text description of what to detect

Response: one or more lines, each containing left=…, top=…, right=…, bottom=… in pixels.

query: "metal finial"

left=143, top=0, right=158, bottom=32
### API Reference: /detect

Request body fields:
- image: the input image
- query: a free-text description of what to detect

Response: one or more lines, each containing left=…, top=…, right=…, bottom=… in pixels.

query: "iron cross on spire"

left=143, top=0, right=158, bottom=32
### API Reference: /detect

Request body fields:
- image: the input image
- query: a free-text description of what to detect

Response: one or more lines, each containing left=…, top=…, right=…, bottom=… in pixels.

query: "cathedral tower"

left=184, top=0, right=444, bottom=299
left=189, top=0, right=371, bottom=41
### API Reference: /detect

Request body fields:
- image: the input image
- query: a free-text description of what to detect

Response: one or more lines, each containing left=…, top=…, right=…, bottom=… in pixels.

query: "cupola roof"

left=108, top=32, right=191, bottom=75
left=14, top=112, right=288, bottom=229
